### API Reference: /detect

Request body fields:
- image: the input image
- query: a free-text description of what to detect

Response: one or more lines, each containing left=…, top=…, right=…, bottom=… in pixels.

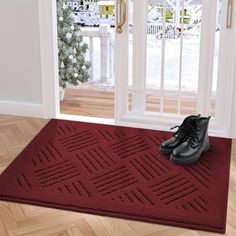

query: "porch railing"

left=78, top=23, right=178, bottom=84
left=79, top=24, right=115, bottom=82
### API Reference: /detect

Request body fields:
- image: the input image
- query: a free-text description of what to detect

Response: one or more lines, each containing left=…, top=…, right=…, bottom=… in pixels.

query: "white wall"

left=0, top=0, right=43, bottom=116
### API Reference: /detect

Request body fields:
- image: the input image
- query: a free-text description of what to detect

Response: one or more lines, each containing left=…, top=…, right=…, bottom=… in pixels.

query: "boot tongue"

left=173, top=115, right=199, bottom=139
left=183, top=116, right=195, bottom=125
left=183, top=115, right=199, bottom=129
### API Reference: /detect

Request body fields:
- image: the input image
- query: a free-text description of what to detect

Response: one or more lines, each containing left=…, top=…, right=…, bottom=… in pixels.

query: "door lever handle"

left=116, top=0, right=127, bottom=33
left=227, top=0, right=233, bottom=28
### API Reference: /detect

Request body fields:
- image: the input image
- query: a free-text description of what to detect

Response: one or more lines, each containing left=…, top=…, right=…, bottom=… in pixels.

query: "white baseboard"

left=0, top=100, right=44, bottom=118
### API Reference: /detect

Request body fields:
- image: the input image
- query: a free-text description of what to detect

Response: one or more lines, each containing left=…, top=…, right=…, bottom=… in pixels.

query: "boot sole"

left=170, top=142, right=210, bottom=165
left=159, top=147, right=173, bottom=156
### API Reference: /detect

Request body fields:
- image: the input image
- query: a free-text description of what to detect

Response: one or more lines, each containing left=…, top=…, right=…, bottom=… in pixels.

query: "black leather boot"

left=170, top=116, right=211, bottom=165
left=159, top=115, right=200, bottom=156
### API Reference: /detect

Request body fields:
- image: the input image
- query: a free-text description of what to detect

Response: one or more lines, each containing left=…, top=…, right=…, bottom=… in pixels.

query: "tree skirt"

left=0, top=119, right=232, bottom=233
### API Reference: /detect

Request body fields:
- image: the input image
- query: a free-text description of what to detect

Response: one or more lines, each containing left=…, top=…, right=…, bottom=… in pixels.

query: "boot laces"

left=187, top=123, right=200, bottom=147
left=170, top=123, right=193, bottom=140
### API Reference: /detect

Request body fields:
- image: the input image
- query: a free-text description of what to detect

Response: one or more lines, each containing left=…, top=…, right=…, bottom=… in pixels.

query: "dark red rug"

left=0, top=119, right=232, bottom=233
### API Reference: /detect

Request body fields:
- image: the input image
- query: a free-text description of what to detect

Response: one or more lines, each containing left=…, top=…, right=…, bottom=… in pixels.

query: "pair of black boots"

left=159, top=115, right=211, bottom=165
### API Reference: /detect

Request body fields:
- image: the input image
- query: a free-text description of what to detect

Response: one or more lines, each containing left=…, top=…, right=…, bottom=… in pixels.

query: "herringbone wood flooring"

left=0, top=115, right=235, bottom=236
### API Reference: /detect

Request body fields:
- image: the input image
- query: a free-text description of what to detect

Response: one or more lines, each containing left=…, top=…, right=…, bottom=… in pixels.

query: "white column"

left=100, top=24, right=110, bottom=82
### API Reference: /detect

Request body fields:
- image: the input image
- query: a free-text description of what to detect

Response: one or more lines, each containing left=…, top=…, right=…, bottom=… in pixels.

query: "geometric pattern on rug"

left=0, top=119, right=232, bottom=233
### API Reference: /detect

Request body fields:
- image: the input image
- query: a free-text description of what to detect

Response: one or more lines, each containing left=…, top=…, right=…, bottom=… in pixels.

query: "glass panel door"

left=115, top=0, right=231, bottom=135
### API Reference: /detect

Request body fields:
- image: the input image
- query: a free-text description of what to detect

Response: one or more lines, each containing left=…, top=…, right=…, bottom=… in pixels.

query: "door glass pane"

left=119, top=0, right=222, bottom=122
left=146, top=94, right=161, bottom=113
left=163, top=95, right=178, bottom=114
left=181, top=1, right=202, bottom=92
left=180, top=95, right=197, bottom=115
left=164, top=1, right=181, bottom=91
left=146, top=0, right=203, bottom=94
left=145, top=0, right=203, bottom=116
left=146, top=1, right=163, bottom=89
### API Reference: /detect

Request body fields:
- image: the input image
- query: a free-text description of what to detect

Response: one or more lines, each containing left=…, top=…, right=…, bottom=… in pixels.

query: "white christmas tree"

left=57, top=0, right=90, bottom=89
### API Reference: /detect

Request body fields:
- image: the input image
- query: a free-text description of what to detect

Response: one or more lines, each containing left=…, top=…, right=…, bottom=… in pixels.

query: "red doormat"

left=0, top=119, right=232, bottom=233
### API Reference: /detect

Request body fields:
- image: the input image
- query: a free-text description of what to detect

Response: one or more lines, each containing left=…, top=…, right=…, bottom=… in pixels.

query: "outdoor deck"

left=60, top=88, right=216, bottom=118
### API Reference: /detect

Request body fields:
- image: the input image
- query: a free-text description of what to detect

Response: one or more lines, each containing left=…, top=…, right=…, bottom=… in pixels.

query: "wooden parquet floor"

left=0, top=114, right=235, bottom=236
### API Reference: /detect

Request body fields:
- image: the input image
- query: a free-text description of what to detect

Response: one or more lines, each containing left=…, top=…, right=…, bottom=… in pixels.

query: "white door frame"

left=38, top=0, right=236, bottom=137
left=115, top=0, right=236, bottom=137
left=38, top=0, right=115, bottom=125
left=38, top=0, right=60, bottom=119
left=215, top=0, right=236, bottom=137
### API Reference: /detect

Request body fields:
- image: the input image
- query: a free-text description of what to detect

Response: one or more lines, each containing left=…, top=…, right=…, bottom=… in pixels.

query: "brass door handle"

left=227, top=0, right=233, bottom=28
left=116, top=0, right=127, bottom=33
